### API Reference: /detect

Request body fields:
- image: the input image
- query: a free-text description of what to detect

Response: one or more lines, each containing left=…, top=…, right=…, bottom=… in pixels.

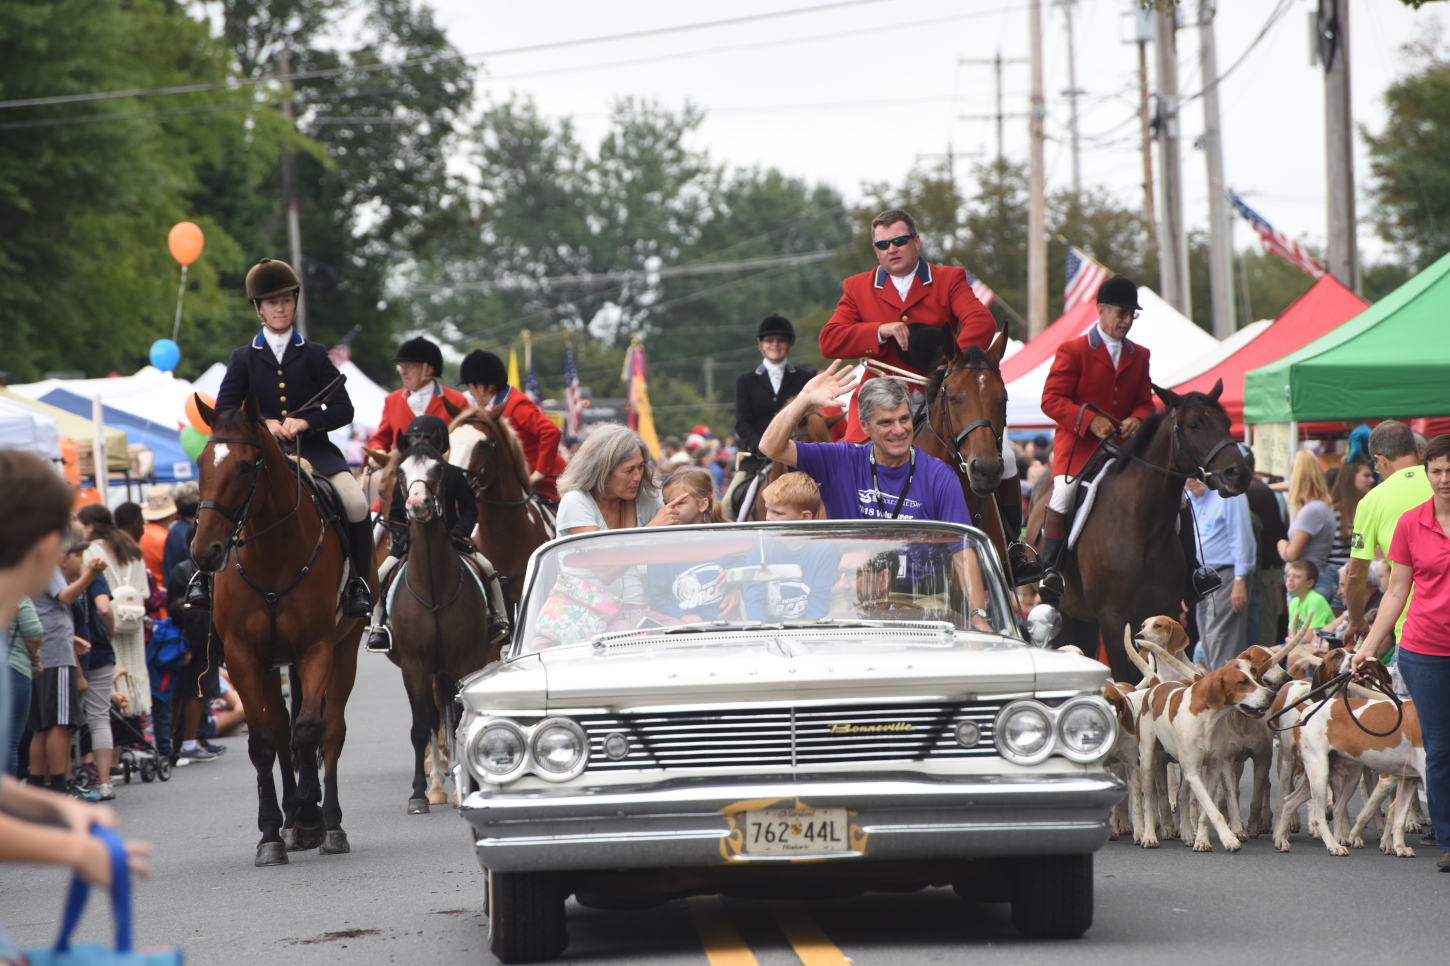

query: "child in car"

left=645, top=468, right=730, bottom=622
left=740, top=474, right=837, bottom=621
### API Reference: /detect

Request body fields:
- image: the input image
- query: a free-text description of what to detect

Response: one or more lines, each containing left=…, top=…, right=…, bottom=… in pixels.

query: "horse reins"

left=1267, top=665, right=1405, bottom=737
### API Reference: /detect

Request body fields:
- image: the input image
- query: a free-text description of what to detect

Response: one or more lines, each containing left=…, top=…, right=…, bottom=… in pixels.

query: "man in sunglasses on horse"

left=819, top=209, right=1031, bottom=577
left=365, top=415, right=510, bottom=652
left=193, top=258, right=374, bottom=618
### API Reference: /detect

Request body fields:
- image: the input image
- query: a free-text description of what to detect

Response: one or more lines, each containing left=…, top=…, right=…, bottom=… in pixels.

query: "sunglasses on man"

left=873, top=233, right=917, bottom=251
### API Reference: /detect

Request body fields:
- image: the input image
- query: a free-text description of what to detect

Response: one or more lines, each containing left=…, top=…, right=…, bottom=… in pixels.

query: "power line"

left=1180, top=0, right=1295, bottom=104
left=0, top=0, right=896, bottom=111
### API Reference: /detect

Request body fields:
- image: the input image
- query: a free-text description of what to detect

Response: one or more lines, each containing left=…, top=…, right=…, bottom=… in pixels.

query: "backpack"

left=111, top=583, right=146, bottom=634
left=146, top=618, right=189, bottom=674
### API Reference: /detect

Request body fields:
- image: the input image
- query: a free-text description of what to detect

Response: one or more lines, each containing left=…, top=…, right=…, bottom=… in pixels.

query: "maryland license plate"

left=741, top=808, right=849, bottom=855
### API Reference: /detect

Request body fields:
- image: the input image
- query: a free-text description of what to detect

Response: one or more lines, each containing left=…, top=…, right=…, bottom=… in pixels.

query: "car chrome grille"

left=576, top=701, right=1003, bottom=771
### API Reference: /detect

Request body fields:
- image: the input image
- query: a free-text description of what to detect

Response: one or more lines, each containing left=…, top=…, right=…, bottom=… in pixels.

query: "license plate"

left=741, top=808, right=849, bottom=855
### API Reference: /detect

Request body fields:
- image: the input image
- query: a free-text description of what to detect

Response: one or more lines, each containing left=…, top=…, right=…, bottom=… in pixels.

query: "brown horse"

left=735, top=403, right=840, bottom=521
left=448, top=407, right=553, bottom=615
left=192, top=396, right=371, bottom=866
left=1025, top=382, right=1250, bottom=682
left=389, top=437, right=502, bottom=814
left=914, top=328, right=1012, bottom=573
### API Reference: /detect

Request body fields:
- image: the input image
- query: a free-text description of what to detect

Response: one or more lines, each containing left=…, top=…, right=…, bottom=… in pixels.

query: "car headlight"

left=1056, top=699, right=1116, bottom=762
left=530, top=718, right=588, bottom=781
left=996, top=702, right=1054, bottom=764
left=469, top=720, right=527, bottom=783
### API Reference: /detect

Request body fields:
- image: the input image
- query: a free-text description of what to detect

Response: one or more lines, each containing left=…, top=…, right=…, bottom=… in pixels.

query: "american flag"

left=966, top=270, right=996, bottom=309
left=1062, top=242, right=1112, bottom=312
left=563, top=341, right=582, bottom=436
left=1223, top=188, right=1326, bottom=279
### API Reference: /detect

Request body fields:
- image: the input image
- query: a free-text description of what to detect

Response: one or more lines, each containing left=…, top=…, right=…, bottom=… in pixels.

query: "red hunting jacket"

left=1040, top=325, right=1154, bottom=478
left=819, top=260, right=996, bottom=442
left=367, top=383, right=472, bottom=454
left=491, top=388, right=566, bottom=502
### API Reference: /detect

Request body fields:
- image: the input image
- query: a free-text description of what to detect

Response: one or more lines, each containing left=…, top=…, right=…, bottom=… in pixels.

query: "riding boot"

left=1037, top=508, right=1069, bottom=605
left=365, top=556, right=399, bottom=653
left=472, top=553, right=512, bottom=645
left=1178, top=504, right=1222, bottom=604
left=995, top=479, right=1045, bottom=585
left=184, top=569, right=213, bottom=612
left=343, top=520, right=375, bottom=619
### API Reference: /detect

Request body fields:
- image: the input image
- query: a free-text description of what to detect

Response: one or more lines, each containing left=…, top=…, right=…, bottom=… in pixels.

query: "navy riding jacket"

left=215, top=328, right=354, bottom=477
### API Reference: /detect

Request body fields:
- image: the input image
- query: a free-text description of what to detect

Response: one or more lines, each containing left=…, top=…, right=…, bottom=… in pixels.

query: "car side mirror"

left=1026, top=604, right=1061, bottom=648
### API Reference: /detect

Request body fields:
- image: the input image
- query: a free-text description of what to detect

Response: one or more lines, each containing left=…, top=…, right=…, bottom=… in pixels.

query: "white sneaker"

left=97, top=783, right=116, bottom=801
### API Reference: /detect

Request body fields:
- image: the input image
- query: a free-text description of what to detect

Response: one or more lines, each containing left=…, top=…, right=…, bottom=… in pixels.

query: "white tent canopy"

left=10, top=366, right=200, bottom=431
left=1005, top=287, right=1221, bottom=428
left=1158, top=319, right=1272, bottom=388
left=0, top=396, right=61, bottom=460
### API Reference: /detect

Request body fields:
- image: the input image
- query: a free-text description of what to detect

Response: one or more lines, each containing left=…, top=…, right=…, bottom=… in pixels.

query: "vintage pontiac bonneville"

left=453, top=521, right=1123, bottom=962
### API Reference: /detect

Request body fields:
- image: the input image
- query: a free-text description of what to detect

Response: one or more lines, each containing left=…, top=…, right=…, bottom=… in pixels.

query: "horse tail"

left=433, top=672, right=461, bottom=761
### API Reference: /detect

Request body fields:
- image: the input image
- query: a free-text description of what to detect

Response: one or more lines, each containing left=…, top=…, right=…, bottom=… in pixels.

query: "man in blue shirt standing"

left=1185, top=477, right=1255, bottom=668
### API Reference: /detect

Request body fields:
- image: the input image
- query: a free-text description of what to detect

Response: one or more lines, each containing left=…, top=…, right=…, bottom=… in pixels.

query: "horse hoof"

left=293, top=819, right=326, bottom=851
left=408, top=798, right=430, bottom=815
left=256, top=842, right=289, bottom=867
left=280, top=827, right=301, bottom=851
left=319, top=829, right=351, bottom=854
left=427, top=789, right=448, bottom=806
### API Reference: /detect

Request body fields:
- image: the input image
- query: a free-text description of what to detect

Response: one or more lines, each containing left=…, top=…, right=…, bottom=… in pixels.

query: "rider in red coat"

left=1036, top=275, right=1157, bottom=603
left=367, top=337, right=471, bottom=457
left=459, top=350, right=566, bottom=502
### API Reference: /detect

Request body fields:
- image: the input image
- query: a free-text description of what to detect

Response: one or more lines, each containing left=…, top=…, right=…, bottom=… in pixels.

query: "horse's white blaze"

left=212, top=443, right=231, bottom=467
left=448, top=425, right=486, bottom=471
left=402, top=454, right=439, bottom=509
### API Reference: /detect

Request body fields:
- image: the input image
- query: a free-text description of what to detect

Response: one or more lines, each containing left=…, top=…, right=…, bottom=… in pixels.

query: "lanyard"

left=869, top=446, right=916, bottom=520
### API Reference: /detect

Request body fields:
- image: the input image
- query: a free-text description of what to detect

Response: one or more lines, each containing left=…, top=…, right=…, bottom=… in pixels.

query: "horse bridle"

left=1099, top=405, right=1238, bottom=489
left=456, top=419, right=533, bottom=508
left=925, top=358, right=1005, bottom=476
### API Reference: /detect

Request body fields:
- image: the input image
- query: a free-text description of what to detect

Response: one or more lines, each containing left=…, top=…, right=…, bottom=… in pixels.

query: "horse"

left=192, top=395, right=371, bottom=866
left=914, top=328, right=1012, bottom=574
left=447, top=407, right=553, bottom=616
left=389, top=436, right=503, bottom=814
left=736, top=403, right=840, bottom=521
left=1025, top=381, right=1251, bottom=682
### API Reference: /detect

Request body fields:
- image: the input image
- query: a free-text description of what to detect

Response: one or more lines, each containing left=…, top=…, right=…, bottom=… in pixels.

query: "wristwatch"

left=970, top=608, right=989, bottom=621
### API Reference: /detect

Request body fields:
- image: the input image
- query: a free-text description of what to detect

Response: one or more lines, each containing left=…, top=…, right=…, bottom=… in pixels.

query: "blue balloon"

left=149, top=338, right=181, bottom=372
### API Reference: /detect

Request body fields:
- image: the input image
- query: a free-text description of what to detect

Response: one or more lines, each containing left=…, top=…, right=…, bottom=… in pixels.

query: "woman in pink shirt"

left=1354, top=433, right=1450, bottom=871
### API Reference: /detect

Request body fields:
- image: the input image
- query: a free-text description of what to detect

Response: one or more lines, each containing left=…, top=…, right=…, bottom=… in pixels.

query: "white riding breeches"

left=327, top=470, right=369, bottom=523
left=1048, top=474, right=1074, bottom=514
left=1000, top=431, right=1018, bottom=479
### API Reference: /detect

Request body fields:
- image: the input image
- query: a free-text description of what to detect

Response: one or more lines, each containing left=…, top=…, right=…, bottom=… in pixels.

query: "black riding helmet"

left=458, top=349, right=508, bottom=389
left=897, top=322, right=944, bottom=371
left=1096, top=274, right=1141, bottom=310
left=757, top=314, right=795, bottom=344
left=402, top=414, right=450, bottom=454
left=393, top=337, right=444, bottom=378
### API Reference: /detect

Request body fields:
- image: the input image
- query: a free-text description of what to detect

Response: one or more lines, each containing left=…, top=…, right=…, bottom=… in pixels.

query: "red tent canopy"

left=1000, top=300, right=1097, bottom=382
left=1169, top=275, right=1367, bottom=432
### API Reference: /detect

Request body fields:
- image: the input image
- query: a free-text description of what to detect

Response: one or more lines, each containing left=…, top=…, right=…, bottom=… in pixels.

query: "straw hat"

left=141, top=484, right=178, bottom=521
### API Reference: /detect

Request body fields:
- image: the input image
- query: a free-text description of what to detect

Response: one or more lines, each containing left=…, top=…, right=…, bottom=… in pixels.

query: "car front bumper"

left=461, top=772, right=1124, bottom=873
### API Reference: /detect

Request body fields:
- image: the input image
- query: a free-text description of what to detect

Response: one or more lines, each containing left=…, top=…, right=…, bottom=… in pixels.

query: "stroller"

left=110, top=705, right=171, bottom=784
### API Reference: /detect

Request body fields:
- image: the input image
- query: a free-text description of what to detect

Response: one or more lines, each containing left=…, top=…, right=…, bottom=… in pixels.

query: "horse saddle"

left=286, top=457, right=352, bottom=557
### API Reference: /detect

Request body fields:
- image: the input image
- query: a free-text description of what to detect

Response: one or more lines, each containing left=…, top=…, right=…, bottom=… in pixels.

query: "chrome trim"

left=1053, top=696, right=1118, bottom=764
left=994, top=701, right=1056, bottom=766
left=530, top=717, right=589, bottom=782
left=469, top=719, right=529, bottom=784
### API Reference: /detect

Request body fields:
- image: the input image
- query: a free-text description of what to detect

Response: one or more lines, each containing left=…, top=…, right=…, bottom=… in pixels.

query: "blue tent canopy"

left=39, top=388, right=195, bottom=483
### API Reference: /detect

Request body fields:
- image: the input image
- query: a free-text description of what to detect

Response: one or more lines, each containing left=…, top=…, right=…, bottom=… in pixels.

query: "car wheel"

left=1009, top=853, right=1093, bottom=939
left=487, top=869, right=568, bottom=963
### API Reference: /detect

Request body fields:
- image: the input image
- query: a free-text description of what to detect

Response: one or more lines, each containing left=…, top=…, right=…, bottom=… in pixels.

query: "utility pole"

left=1132, top=6, right=1158, bottom=248
left=1057, top=0, right=1083, bottom=201
left=1027, top=0, right=1048, bottom=337
left=1199, top=0, right=1236, bottom=337
left=959, top=53, right=1028, bottom=164
left=1321, top=0, right=1358, bottom=290
left=278, top=47, right=307, bottom=336
left=703, top=355, right=715, bottom=399
left=1154, top=8, right=1189, bottom=318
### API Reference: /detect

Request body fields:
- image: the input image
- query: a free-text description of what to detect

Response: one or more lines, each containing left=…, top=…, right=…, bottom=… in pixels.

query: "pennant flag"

left=507, top=346, right=521, bottom=389
left=966, top=269, right=996, bottom=309
left=1221, top=186, right=1326, bottom=279
left=563, top=339, right=583, bottom=436
left=625, top=340, right=659, bottom=457
left=1063, top=241, right=1112, bottom=312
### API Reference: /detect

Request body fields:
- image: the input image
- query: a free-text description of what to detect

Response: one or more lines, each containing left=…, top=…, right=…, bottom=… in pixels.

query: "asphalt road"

left=4, top=651, right=1446, bottom=966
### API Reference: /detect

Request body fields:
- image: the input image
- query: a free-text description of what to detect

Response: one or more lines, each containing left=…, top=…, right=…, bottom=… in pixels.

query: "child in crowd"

left=1285, top=558, right=1334, bottom=646
left=645, top=468, right=729, bottom=622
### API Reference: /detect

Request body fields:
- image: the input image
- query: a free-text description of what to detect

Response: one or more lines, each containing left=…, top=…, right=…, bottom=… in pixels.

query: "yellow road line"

left=688, top=896, right=761, bottom=966
left=769, top=900, right=852, bottom=966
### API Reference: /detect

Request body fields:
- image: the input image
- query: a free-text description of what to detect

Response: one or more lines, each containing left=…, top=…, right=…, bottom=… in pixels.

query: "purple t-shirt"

left=794, top=442, right=973, bottom=526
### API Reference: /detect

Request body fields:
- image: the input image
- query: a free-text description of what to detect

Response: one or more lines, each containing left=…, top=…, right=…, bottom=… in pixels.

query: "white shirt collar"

left=1095, top=325, right=1123, bottom=366
left=264, top=327, right=295, bottom=365
left=889, top=271, right=914, bottom=300
left=406, top=379, right=437, bottom=417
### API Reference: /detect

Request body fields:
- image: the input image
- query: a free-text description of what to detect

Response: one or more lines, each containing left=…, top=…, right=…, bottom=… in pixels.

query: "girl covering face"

left=646, top=469, right=728, bottom=621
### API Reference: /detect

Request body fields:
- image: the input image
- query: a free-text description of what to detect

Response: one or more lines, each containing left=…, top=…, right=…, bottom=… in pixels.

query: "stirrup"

left=365, top=625, right=393, bottom=653
left=1038, top=569, right=1065, bottom=606
left=343, top=578, right=373, bottom=619
left=1006, top=541, right=1048, bottom=586
left=184, top=571, right=213, bottom=612
left=488, top=618, right=511, bottom=646
left=1189, top=565, right=1223, bottom=603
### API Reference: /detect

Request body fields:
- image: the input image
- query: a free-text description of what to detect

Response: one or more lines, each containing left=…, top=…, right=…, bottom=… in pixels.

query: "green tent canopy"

left=1243, top=249, right=1450, bottom=424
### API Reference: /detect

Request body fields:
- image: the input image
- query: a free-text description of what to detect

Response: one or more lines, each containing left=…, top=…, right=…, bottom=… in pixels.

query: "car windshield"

left=513, top=522, right=1020, bottom=654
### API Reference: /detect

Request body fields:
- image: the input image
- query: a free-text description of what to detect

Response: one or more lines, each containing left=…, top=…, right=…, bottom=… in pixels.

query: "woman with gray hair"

left=556, top=423, right=689, bottom=536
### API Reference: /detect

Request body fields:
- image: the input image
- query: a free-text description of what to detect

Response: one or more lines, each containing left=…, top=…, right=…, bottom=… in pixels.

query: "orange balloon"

left=185, top=391, right=216, bottom=433
left=168, top=221, right=205, bottom=266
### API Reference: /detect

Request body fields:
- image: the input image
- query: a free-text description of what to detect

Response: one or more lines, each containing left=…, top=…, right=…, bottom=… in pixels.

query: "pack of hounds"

left=1094, top=616, right=1427, bottom=856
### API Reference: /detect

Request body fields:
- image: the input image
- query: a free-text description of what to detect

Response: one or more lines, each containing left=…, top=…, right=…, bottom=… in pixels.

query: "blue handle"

left=55, top=824, right=132, bottom=953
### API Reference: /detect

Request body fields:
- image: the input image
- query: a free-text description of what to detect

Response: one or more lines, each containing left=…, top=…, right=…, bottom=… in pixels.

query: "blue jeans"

left=1396, top=647, right=1450, bottom=853
left=5, top=665, right=31, bottom=777
left=151, top=691, right=174, bottom=760
left=1315, top=563, right=1340, bottom=607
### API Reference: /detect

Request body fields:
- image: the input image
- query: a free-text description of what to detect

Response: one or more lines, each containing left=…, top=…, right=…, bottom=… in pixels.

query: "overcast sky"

left=422, top=0, right=1431, bottom=270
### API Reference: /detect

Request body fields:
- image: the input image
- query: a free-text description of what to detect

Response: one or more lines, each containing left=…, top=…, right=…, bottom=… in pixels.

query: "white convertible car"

left=453, top=520, right=1123, bottom=962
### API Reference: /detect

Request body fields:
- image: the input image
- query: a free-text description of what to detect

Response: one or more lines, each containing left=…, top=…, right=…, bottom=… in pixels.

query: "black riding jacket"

left=387, top=461, right=478, bottom=558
